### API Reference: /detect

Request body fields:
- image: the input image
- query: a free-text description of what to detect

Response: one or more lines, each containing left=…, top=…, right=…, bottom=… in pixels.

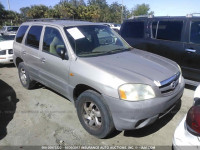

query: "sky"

left=0, top=0, right=200, bottom=16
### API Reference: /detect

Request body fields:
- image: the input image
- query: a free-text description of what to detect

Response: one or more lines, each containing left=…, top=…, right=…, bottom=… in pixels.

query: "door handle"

left=185, top=49, right=196, bottom=53
left=22, top=50, right=26, bottom=55
left=41, top=58, right=46, bottom=63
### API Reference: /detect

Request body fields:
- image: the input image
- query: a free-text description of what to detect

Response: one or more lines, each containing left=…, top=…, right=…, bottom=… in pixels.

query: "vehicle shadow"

left=124, top=100, right=181, bottom=137
left=0, top=63, right=15, bottom=68
left=185, top=84, right=196, bottom=91
left=0, top=80, right=19, bottom=140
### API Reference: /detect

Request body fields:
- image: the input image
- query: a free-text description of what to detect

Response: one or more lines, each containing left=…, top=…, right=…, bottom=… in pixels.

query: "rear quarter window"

left=121, top=21, right=144, bottom=38
left=16, top=26, right=29, bottom=43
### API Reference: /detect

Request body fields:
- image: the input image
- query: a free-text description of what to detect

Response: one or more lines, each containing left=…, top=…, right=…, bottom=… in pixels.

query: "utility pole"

left=7, top=0, right=12, bottom=25
left=7, top=0, right=10, bottom=10
left=121, top=0, right=123, bottom=24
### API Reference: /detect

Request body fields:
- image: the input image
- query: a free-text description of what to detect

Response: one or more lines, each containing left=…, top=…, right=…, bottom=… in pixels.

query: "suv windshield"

left=0, top=35, right=15, bottom=42
left=64, top=25, right=131, bottom=57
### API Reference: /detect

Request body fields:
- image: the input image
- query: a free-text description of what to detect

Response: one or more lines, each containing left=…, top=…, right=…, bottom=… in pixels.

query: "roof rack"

left=186, top=13, right=200, bottom=17
left=26, top=18, right=89, bottom=22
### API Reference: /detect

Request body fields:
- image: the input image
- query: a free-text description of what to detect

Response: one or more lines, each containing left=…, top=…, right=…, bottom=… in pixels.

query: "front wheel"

left=18, top=62, right=36, bottom=89
left=76, top=90, right=115, bottom=138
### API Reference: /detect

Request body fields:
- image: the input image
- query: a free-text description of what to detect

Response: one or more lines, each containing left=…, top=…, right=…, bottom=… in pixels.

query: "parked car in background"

left=101, top=23, right=121, bottom=33
left=0, top=35, right=15, bottom=64
left=112, top=24, right=121, bottom=31
left=0, top=26, right=19, bottom=36
left=173, top=85, right=200, bottom=150
left=120, top=14, right=200, bottom=85
left=14, top=20, right=184, bottom=138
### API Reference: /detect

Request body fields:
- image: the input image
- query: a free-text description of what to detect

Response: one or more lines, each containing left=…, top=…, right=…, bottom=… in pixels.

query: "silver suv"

left=13, top=20, right=185, bottom=138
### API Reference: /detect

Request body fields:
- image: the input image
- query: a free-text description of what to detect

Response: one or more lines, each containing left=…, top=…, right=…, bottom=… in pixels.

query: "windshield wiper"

left=103, top=48, right=131, bottom=55
left=78, top=51, right=103, bottom=55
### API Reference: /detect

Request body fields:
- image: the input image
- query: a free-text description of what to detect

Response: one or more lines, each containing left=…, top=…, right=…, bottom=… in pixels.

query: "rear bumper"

left=103, top=79, right=185, bottom=131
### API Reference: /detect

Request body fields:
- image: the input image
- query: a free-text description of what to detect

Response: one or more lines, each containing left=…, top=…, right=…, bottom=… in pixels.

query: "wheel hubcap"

left=20, top=68, right=27, bottom=85
left=82, top=102, right=102, bottom=129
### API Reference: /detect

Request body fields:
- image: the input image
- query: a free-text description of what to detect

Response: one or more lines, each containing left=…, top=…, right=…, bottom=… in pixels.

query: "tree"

left=69, top=0, right=86, bottom=7
left=44, top=8, right=59, bottom=18
left=20, top=7, right=30, bottom=19
left=27, top=5, right=49, bottom=19
left=5, top=10, right=21, bottom=25
left=131, top=3, right=154, bottom=17
left=54, top=2, right=77, bottom=19
left=0, top=2, right=7, bottom=25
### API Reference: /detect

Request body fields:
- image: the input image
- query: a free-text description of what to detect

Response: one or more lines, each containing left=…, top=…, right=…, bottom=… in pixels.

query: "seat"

left=50, top=36, right=59, bottom=55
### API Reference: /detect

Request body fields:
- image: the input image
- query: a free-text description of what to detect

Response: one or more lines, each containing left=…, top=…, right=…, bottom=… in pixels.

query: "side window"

left=156, top=21, right=183, bottom=41
left=190, top=21, right=200, bottom=44
left=43, top=27, right=65, bottom=56
left=16, top=26, right=29, bottom=43
left=121, top=21, right=144, bottom=38
left=26, top=26, right=43, bottom=49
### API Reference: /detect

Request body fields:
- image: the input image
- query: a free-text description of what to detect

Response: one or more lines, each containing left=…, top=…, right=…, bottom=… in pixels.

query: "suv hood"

left=81, top=49, right=179, bottom=84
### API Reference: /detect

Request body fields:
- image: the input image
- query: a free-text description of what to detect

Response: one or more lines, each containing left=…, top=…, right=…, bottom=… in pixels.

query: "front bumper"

left=103, top=79, right=185, bottom=131
left=173, top=116, right=200, bottom=150
left=0, top=55, right=13, bottom=64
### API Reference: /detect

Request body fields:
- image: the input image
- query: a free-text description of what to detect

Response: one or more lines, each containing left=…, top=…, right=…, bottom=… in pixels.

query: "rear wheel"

left=76, top=90, right=115, bottom=138
left=18, top=62, right=36, bottom=89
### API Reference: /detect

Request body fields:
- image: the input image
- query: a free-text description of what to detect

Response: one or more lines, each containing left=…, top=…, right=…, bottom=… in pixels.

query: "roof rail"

left=186, top=13, right=200, bottom=17
left=26, top=18, right=89, bottom=22
left=26, top=18, right=57, bottom=22
left=129, top=15, right=154, bottom=19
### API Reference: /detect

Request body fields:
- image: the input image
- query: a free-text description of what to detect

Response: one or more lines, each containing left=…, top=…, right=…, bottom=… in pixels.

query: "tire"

left=76, top=90, right=115, bottom=138
left=18, top=62, right=36, bottom=89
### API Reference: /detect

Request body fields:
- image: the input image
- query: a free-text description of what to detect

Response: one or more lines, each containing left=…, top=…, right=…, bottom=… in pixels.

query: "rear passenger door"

left=24, top=25, right=43, bottom=79
left=149, top=20, right=186, bottom=66
left=183, top=20, right=200, bottom=82
left=39, top=26, right=70, bottom=97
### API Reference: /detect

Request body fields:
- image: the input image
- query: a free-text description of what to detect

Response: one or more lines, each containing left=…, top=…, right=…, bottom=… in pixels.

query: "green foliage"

left=0, top=2, right=22, bottom=26
left=1, top=1, right=154, bottom=26
left=27, top=5, right=49, bottom=19
left=131, top=3, right=154, bottom=16
left=20, top=7, right=30, bottom=18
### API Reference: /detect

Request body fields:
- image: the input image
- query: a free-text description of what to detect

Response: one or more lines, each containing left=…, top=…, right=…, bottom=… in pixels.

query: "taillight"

left=186, top=106, right=200, bottom=135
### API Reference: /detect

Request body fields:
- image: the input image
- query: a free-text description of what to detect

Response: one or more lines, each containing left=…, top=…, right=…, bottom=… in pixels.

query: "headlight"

left=177, top=65, right=182, bottom=83
left=119, top=84, right=155, bottom=101
left=0, top=50, right=6, bottom=55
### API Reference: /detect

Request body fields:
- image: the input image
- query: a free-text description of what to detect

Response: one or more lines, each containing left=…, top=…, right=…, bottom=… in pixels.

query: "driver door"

left=39, top=26, right=70, bottom=97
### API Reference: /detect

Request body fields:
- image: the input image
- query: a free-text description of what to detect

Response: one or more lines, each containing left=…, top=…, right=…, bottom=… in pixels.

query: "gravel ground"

left=0, top=64, right=195, bottom=150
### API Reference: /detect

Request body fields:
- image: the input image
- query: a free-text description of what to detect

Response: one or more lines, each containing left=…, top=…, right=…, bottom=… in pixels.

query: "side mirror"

left=56, top=47, right=68, bottom=60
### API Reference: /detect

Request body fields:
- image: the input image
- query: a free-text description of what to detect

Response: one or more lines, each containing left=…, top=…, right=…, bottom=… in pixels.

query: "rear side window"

left=156, top=21, right=183, bottom=41
left=121, top=22, right=144, bottom=38
left=26, top=26, right=43, bottom=49
left=190, top=21, right=200, bottom=44
left=16, top=26, right=29, bottom=43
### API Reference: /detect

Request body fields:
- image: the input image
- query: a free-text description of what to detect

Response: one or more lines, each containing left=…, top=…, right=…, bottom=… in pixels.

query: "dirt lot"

left=0, top=64, right=195, bottom=149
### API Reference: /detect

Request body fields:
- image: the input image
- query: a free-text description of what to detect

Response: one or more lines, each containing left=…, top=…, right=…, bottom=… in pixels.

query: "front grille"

left=159, top=72, right=180, bottom=94
left=8, top=49, right=13, bottom=54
